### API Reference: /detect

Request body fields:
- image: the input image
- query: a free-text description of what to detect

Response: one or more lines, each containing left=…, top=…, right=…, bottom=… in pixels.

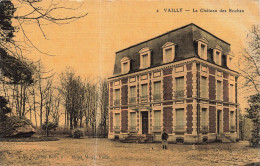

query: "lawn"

left=0, top=138, right=259, bottom=166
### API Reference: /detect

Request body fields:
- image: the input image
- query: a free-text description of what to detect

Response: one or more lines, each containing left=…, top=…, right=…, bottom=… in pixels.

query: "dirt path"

left=0, top=138, right=259, bottom=166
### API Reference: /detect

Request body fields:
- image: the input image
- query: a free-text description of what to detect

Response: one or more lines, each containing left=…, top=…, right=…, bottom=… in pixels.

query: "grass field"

left=0, top=138, right=259, bottom=166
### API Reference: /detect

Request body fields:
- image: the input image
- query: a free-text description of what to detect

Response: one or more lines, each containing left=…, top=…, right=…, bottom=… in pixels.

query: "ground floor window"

left=130, top=112, right=136, bottom=130
left=230, top=111, right=235, bottom=131
left=201, top=108, right=207, bottom=127
left=153, top=110, right=161, bottom=131
left=176, top=109, right=184, bottom=130
left=115, top=113, right=120, bottom=130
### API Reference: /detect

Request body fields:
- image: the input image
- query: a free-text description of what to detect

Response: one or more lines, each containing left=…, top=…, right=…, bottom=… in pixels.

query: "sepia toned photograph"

left=0, top=0, right=259, bottom=165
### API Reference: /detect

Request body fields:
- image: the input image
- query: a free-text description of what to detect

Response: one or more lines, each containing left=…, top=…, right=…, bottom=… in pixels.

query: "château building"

left=108, top=23, right=239, bottom=143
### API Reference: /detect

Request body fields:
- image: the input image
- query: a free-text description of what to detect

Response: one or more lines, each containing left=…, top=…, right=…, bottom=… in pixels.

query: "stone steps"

left=121, top=134, right=153, bottom=143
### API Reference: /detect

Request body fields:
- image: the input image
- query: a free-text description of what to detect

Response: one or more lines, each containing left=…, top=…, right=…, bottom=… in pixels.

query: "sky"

left=13, top=0, right=260, bottom=111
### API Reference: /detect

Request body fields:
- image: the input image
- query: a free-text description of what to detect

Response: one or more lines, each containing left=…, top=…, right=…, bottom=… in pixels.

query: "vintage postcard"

left=0, top=0, right=259, bottom=165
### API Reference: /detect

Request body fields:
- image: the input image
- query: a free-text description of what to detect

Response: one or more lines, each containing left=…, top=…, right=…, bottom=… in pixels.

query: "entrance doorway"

left=217, top=110, right=222, bottom=134
left=142, top=112, right=148, bottom=134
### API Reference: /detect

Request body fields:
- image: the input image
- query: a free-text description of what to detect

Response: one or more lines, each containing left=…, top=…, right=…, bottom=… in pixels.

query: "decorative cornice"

left=195, top=37, right=209, bottom=44
left=108, top=57, right=239, bottom=81
left=162, top=42, right=176, bottom=48
left=139, top=47, right=151, bottom=54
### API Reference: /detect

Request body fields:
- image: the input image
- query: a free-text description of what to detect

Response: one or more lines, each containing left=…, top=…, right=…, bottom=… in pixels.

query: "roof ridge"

left=116, top=23, right=230, bottom=54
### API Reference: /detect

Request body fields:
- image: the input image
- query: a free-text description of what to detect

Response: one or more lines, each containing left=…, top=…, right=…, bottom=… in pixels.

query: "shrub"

left=41, top=121, right=58, bottom=137
left=72, top=128, right=84, bottom=138
left=0, top=116, right=35, bottom=137
left=41, top=122, right=58, bottom=131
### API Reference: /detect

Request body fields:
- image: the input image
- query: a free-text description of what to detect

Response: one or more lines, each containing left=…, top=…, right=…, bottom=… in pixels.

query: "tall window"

left=217, top=81, right=222, bottom=100
left=114, top=89, right=120, bottom=105
left=176, top=77, right=184, bottom=98
left=141, top=84, right=148, bottom=97
left=201, top=108, right=207, bottom=127
left=230, top=111, right=234, bottom=127
left=153, top=81, right=161, bottom=101
left=122, top=62, right=128, bottom=74
left=230, top=84, right=234, bottom=103
left=216, top=51, right=220, bottom=65
left=115, top=113, right=120, bottom=129
left=201, top=44, right=206, bottom=59
left=142, top=54, right=148, bottom=68
left=165, top=48, right=172, bottom=63
left=176, top=109, right=184, bottom=130
left=120, top=57, right=130, bottom=74
left=154, top=110, right=161, bottom=131
left=129, top=86, right=136, bottom=103
left=229, top=57, right=232, bottom=69
left=130, top=112, right=136, bottom=128
left=201, top=77, right=207, bottom=98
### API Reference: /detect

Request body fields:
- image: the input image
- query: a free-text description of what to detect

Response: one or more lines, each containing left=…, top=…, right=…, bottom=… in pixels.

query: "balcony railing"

left=140, top=95, right=148, bottom=102
left=114, top=99, right=120, bottom=106
left=153, top=94, right=161, bottom=101
left=174, top=90, right=185, bottom=99
left=153, top=126, right=161, bottom=132
left=129, top=97, right=136, bottom=104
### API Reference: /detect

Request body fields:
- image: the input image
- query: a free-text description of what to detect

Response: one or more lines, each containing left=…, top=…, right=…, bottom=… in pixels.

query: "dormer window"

left=227, top=53, right=233, bottom=69
left=139, top=47, right=151, bottom=69
left=162, top=42, right=176, bottom=63
left=196, top=38, right=208, bottom=60
left=120, top=57, right=130, bottom=74
left=213, top=45, right=223, bottom=65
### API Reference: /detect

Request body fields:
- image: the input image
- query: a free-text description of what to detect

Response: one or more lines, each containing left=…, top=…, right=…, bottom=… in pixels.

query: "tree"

left=0, top=96, right=12, bottom=120
left=0, top=0, right=87, bottom=56
left=98, top=78, right=108, bottom=137
left=60, top=68, right=86, bottom=130
left=245, top=94, right=260, bottom=147
left=238, top=24, right=260, bottom=94
left=238, top=24, right=260, bottom=147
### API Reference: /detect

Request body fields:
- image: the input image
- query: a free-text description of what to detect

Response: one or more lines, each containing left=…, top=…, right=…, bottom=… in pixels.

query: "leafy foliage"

left=41, top=121, right=58, bottom=131
left=0, top=0, right=16, bottom=43
left=0, top=48, right=34, bottom=84
left=0, top=96, right=11, bottom=120
left=72, top=128, right=84, bottom=139
left=246, top=94, right=260, bottom=147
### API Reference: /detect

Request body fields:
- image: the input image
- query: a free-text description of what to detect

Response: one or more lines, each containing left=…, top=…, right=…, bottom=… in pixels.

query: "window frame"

left=230, top=84, right=234, bottom=103
left=153, top=110, right=161, bottom=131
left=162, top=42, right=176, bottom=63
left=196, top=38, right=208, bottom=60
left=175, top=108, right=185, bottom=130
left=213, top=45, right=223, bottom=65
left=129, top=86, right=137, bottom=103
left=139, top=47, right=151, bottom=69
left=114, top=113, right=120, bottom=130
left=216, top=80, right=222, bottom=101
left=175, top=76, right=185, bottom=99
left=153, top=81, right=161, bottom=101
left=120, top=57, right=131, bottom=74
left=114, top=88, right=121, bottom=106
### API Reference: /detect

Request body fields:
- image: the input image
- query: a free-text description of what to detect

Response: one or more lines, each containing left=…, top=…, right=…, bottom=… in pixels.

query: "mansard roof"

left=113, top=23, right=231, bottom=76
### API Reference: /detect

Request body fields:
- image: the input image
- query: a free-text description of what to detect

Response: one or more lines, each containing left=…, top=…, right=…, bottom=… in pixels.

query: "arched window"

left=213, top=45, right=223, bottom=65
left=162, top=42, right=176, bottom=63
left=139, top=47, right=151, bottom=69
left=196, top=37, right=208, bottom=60
left=120, top=57, right=131, bottom=74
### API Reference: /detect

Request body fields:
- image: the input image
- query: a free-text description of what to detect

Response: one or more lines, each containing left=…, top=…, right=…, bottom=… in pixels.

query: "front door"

left=142, top=112, right=148, bottom=134
left=217, top=110, right=222, bottom=134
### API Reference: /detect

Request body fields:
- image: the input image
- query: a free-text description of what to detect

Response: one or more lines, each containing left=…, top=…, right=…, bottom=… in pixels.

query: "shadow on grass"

left=0, top=136, right=59, bottom=142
